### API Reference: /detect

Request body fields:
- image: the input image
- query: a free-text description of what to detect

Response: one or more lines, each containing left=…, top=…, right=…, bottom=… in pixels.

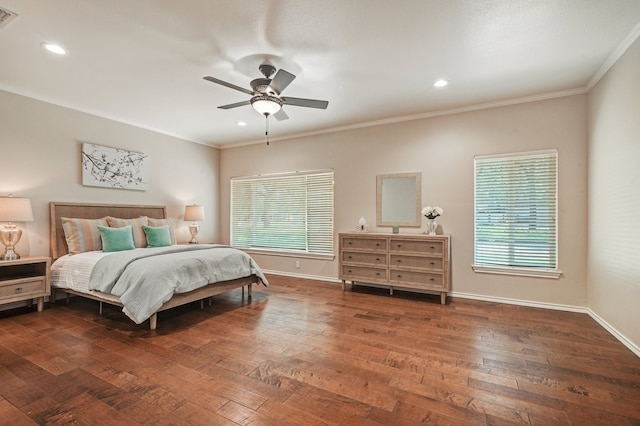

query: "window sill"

left=472, top=264, right=562, bottom=279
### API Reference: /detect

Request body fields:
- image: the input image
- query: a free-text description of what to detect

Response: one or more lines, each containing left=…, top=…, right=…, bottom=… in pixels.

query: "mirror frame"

left=376, top=172, right=422, bottom=228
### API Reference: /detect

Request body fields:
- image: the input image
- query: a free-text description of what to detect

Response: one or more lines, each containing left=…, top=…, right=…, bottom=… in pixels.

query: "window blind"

left=474, top=150, right=557, bottom=269
left=231, top=170, right=334, bottom=256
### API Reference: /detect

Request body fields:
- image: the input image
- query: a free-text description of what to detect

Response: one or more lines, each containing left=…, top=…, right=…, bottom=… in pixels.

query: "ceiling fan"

left=203, top=64, right=328, bottom=121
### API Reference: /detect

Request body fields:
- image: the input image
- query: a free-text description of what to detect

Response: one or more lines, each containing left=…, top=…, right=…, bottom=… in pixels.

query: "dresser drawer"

left=342, top=237, right=387, bottom=252
left=341, top=265, right=388, bottom=282
left=389, top=269, right=444, bottom=289
left=342, top=251, right=387, bottom=266
left=389, top=254, right=443, bottom=271
left=389, top=238, right=444, bottom=255
left=0, top=277, right=46, bottom=299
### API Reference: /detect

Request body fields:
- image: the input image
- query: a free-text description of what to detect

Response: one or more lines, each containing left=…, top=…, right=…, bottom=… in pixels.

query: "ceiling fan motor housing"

left=250, top=78, right=275, bottom=94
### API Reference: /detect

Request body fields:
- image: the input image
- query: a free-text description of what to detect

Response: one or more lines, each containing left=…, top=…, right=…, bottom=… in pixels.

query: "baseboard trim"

left=451, top=291, right=588, bottom=313
left=262, top=270, right=341, bottom=283
left=586, top=310, right=640, bottom=358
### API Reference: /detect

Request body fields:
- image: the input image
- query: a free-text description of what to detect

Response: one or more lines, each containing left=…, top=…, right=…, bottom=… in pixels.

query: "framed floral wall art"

left=81, top=143, right=149, bottom=190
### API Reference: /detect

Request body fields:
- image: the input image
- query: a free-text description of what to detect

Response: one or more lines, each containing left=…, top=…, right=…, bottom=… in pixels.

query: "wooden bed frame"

left=49, top=202, right=259, bottom=329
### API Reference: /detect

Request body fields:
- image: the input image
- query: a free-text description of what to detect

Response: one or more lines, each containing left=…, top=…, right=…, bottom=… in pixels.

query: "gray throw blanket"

left=89, top=244, right=268, bottom=324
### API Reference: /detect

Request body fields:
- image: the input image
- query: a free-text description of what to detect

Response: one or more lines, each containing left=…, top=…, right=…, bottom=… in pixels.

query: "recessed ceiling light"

left=434, top=79, right=448, bottom=88
left=236, top=121, right=247, bottom=127
left=41, top=43, right=67, bottom=55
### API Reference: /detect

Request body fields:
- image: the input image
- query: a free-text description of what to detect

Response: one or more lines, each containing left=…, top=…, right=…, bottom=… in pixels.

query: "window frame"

left=230, top=169, right=335, bottom=260
left=472, top=149, right=561, bottom=279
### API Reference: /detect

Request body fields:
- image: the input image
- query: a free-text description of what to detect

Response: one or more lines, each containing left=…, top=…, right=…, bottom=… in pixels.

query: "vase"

left=425, top=218, right=437, bottom=235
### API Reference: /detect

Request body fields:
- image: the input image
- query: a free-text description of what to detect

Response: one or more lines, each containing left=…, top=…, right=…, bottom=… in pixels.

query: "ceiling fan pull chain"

left=265, top=114, right=270, bottom=146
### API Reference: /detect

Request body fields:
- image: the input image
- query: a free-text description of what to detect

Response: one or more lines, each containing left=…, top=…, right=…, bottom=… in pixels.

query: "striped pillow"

left=106, top=216, right=149, bottom=248
left=61, top=217, right=109, bottom=254
left=147, top=217, right=176, bottom=245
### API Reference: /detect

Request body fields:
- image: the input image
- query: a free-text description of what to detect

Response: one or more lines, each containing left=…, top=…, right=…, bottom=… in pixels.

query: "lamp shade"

left=0, top=197, right=33, bottom=222
left=184, top=204, right=205, bottom=222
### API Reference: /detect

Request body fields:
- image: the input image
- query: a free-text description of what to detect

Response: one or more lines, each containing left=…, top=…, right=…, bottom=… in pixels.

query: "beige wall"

left=220, top=95, right=589, bottom=306
left=0, top=89, right=220, bottom=258
left=587, top=37, right=640, bottom=346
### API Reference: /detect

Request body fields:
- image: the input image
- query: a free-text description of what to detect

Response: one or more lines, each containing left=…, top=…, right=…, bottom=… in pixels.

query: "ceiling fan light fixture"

left=250, top=94, right=282, bottom=116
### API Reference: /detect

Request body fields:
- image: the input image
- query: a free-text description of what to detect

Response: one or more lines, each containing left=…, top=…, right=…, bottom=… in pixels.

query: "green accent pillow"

left=142, top=225, right=172, bottom=248
left=97, top=225, right=135, bottom=252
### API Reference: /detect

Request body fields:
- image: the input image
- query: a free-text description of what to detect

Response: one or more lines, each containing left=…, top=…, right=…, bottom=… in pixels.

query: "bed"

left=49, top=202, right=267, bottom=329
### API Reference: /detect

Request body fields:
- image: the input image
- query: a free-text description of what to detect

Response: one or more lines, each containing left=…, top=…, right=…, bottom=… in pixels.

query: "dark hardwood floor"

left=1, top=275, right=639, bottom=425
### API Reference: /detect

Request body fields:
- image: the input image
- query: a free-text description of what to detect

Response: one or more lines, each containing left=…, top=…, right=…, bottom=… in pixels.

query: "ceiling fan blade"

left=269, top=69, right=295, bottom=95
left=203, top=76, right=253, bottom=95
left=282, top=97, right=329, bottom=109
left=218, top=100, right=251, bottom=109
left=273, top=108, right=289, bottom=121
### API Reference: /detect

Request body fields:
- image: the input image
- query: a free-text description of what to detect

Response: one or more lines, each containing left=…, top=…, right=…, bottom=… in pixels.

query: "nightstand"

left=0, top=256, right=51, bottom=312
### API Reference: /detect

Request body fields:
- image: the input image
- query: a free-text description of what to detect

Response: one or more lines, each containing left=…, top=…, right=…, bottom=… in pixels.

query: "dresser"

left=339, top=233, right=450, bottom=304
left=0, top=256, right=51, bottom=312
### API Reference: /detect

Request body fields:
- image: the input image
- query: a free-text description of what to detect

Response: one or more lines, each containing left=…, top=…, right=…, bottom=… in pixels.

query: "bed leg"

left=248, top=283, right=252, bottom=299
left=150, top=313, right=157, bottom=330
left=200, top=299, right=204, bottom=309
left=99, top=301, right=103, bottom=315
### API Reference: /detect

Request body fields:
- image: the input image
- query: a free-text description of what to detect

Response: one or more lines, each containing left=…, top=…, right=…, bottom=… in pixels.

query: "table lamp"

left=184, top=204, right=205, bottom=244
left=0, top=195, right=34, bottom=260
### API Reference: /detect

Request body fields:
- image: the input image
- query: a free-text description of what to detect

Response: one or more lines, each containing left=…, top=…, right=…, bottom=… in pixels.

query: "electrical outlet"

left=295, top=260, right=300, bottom=269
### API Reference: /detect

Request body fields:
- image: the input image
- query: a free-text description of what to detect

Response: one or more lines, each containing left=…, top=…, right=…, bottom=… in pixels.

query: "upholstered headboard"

left=49, top=202, right=166, bottom=259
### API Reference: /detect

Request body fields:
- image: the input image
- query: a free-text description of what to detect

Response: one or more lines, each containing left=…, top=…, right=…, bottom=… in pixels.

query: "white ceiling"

left=1, top=1, right=640, bottom=148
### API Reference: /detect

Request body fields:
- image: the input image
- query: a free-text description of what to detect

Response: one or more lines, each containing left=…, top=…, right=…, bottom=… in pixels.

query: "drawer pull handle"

left=348, top=242, right=352, bottom=245
left=348, top=269, right=352, bottom=273
left=375, top=272, right=380, bottom=276
left=348, top=256, right=352, bottom=259
left=396, top=259, right=402, bottom=263
left=430, top=246, right=435, bottom=249
left=376, top=243, right=380, bottom=246
left=397, top=274, right=402, bottom=278
left=430, top=262, right=435, bottom=265
left=15, top=287, right=23, bottom=292
left=376, top=258, right=380, bottom=261
left=430, top=278, right=435, bottom=281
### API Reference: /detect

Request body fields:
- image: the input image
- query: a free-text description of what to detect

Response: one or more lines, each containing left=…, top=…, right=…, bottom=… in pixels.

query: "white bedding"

left=51, top=250, right=123, bottom=302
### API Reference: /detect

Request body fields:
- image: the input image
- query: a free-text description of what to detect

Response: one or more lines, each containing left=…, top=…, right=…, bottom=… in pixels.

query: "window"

left=231, top=170, right=334, bottom=257
left=473, top=150, right=559, bottom=278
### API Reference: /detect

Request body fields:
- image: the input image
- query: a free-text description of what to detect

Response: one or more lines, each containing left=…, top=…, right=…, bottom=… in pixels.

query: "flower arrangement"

left=421, top=206, right=443, bottom=220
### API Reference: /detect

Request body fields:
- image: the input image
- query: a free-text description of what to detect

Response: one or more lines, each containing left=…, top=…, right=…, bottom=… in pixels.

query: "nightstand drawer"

left=0, top=277, right=46, bottom=299
left=389, top=254, right=443, bottom=271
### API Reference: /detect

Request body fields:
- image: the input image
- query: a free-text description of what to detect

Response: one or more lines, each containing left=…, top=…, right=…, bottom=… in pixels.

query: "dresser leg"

left=390, top=286, right=394, bottom=296
left=441, top=292, right=446, bottom=305
left=341, top=280, right=345, bottom=291
left=37, top=297, right=44, bottom=312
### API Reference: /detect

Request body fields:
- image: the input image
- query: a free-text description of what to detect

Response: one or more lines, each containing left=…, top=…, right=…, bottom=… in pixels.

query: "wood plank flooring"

left=1, top=275, right=639, bottom=425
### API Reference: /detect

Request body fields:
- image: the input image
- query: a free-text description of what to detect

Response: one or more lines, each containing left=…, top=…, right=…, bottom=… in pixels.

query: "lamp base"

left=1, top=224, right=22, bottom=260
left=188, top=222, right=200, bottom=244
left=1, top=249, right=20, bottom=261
